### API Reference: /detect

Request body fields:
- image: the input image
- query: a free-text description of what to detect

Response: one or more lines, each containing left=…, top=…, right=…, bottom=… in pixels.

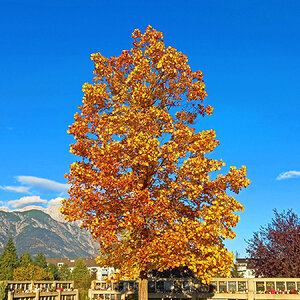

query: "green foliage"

left=19, top=251, right=32, bottom=267
left=78, top=290, right=89, bottom=300
left=125, top=294, right=138, bottom=300
left=13, top=265, right=54, bottom=280
left=71, top=259, right=91, bottom=300
left=71, top=259, right=90, bottom=282
left=0, top=281, right=7, bottom=300
left=33, top=252, right=47, bottom=269
left=0, top=237, right=19, bottom=280
left=76, top=275, right=92, bottom=291
left=58, top=263, right=71, bottom=280
left=46, top=263, right=59, bottom=280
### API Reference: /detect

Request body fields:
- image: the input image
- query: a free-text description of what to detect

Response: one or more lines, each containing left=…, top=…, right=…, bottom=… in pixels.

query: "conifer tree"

left=19, top=251, right=32, bottom=267
left=46, top=263, right=59, bottom=280
left=33, top=252, right=47, bottom=269
left=0, top=237, right=18, bottom=280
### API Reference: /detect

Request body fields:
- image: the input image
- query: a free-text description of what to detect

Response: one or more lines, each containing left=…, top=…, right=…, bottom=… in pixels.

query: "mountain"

left=0, top=206, right=99, bottom=258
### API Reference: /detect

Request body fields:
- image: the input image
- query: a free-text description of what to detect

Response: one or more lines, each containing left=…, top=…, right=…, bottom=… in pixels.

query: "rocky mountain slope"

left=0, top=206, right=99, bottom=258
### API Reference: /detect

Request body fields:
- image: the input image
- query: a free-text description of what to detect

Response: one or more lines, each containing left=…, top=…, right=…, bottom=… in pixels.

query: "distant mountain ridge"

left=0, top=206, right=99, bottom=258
left=0, top=205, right=69, bottom=223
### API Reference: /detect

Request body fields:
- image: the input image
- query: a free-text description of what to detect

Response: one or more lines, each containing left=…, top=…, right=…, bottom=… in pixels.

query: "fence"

left=0, top=281, right=78, bottom=300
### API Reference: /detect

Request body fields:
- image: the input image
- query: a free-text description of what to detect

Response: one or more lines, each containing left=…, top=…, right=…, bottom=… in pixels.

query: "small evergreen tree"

left=58, top=263, right=71, bottom=280
left=19, top=251, right=32, bottom=267
left=0, top=237, right=18, bottom=280
left=33, top=252, right=47, bottom=269
left=46, top=263, right=59, bottom=280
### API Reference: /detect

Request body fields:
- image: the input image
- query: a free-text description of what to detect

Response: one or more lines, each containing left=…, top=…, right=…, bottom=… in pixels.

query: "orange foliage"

left=61, top=26, right=250, bottom=283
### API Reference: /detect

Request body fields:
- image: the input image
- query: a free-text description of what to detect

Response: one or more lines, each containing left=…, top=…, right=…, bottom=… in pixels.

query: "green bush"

left=0, top=282, right=7, bottom=300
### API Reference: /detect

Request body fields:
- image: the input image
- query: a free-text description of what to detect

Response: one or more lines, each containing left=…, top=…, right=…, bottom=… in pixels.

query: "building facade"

left=236, top=258, right=255, bottom=278
left=46, top=258, right=115, bottom=281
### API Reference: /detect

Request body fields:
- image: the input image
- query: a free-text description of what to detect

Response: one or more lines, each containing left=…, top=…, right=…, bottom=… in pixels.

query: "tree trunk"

left=138, top=270, right=148, bottom=300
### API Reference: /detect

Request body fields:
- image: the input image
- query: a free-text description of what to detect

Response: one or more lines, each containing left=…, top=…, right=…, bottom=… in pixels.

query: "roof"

left=46, top=257, right=100, bottom=268
left=236, top=258, right=249, bottom=264
left=236, top=258, right=255, bottom=269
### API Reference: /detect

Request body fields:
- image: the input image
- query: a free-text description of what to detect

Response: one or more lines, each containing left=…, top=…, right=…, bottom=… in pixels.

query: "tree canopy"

left=246, top=209, right=300, bottom=277
left=61, top=25, right=250, bottom=284
left=13, top=264, right=54, bottom=281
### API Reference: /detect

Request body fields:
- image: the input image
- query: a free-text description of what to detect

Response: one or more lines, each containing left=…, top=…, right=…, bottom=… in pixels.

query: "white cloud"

left=47, top=197, right=64, bottom=207
left=8, top=196, right=47, bottom=208
left=276, top=170, right=300, bottom=180
left=16, top=176, right=68, bottom=192
left=0, top=186, right=30, bottom=193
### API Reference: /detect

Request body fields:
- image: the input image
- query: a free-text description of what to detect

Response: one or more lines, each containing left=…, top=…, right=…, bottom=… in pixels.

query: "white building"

left=46, top=258, right=115, bottom=280
left=236, top=258, right=255, bottom=278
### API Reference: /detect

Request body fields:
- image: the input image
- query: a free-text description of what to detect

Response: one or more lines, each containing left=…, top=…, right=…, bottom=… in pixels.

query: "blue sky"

left=0, top=0, right=299, bottom=257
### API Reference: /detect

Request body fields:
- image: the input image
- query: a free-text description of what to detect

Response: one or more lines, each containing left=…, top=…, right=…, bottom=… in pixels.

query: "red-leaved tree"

left=246, top=209, right=300, bottom=277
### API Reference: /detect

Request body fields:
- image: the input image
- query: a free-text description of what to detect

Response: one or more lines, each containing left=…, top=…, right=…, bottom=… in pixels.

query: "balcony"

left=2, top=281, right=78, bottom=300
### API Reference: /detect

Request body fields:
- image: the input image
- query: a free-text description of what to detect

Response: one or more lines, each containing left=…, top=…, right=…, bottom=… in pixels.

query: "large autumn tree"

left=246, top=209, right=300, bottom=277
left=61, top=26, right=250, bottom=298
